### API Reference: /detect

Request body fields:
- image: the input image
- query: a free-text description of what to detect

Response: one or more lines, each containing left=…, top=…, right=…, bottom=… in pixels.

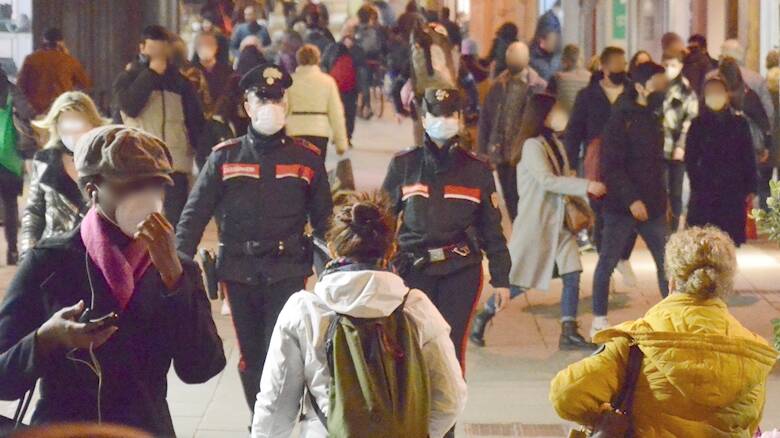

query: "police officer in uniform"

left=176, top=63, right=333, bottom=413
left=382, top=88, right=511, bottom=373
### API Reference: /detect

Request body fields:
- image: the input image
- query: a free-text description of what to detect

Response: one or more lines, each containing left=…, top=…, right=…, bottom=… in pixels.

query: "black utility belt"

left=409, top=241, right=474, bottom=269
left=220, top=235, right=311, bottom=258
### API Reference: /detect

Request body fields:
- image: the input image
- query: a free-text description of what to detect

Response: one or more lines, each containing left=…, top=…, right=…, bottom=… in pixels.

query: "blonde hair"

left=664, top=226, right=737, bottom=300
left=296, top=44, right=321, bottom=66
left=32, top=91, right=108, bottom=149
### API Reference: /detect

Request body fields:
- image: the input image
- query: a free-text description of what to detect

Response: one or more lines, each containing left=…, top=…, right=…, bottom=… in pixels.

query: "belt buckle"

left=452, top=245, right=471, bottom=257
left=428, top=247, right=446, bottom=263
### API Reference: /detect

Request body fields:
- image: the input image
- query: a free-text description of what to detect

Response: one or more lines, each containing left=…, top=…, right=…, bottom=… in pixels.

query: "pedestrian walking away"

left=251, top=193, right=467, bottom=438
left=176, top=62, right=333, bottom=421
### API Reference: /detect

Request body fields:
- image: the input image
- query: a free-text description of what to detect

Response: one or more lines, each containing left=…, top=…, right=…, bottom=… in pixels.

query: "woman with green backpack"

left=251, top=192, right=467, bottom=438
left=0, top=68, right=36, bottom=265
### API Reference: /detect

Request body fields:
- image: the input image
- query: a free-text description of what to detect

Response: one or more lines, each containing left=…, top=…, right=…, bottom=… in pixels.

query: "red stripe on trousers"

left=460, top=266, right=484, bottom=376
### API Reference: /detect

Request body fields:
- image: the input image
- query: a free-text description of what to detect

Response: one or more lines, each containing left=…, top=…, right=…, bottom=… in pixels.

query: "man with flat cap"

left=176, top=63, right=333, bottom=414
left=0, top=125, right=226, bottom=436
left=381, top=88, right=511, bottom=380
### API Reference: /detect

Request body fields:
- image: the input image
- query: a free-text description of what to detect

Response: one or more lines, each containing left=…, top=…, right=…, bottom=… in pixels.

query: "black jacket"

left=600, top=94, right=668, bottom=219
left=20, top=146, right=87, bottom=256
left=381, top=136, right=511, bottom=287
left=0, top=227, right=225, bottom=437
left=176, top=128, right=333, bottom=286
left=563, top=72, right=628, bottom=167
left=686, top=109, right=757, bottom=244
left=112, top=60, right=207, bottom=165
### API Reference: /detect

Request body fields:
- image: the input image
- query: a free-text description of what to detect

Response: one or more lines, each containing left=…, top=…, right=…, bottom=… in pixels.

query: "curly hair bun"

left=350, top=202, right=383, bottom=238
left=326, top=192, right=395, bottom=263
left=665, top=226, right=737, bottom=300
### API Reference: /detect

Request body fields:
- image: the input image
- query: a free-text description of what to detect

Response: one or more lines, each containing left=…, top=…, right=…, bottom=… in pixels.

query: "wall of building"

left=31, top=0, right=179, bottom=113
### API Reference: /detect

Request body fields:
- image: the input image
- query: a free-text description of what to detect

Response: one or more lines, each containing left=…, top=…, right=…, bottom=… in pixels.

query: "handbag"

left=0, top=387, right=34, bottom=433
left=541, top=138, right=595, bottom=234
left=589, top=344, right=644, bottom=437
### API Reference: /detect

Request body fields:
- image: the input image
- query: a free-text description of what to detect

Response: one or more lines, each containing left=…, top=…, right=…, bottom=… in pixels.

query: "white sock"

left=593, top=316, right=609, bottom=327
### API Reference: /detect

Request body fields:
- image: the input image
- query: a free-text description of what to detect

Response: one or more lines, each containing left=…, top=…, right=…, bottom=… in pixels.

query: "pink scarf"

left=80, top=207, right=152, bottom=311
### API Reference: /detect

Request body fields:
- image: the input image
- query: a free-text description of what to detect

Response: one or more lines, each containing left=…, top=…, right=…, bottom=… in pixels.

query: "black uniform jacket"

left=382, top=136, right=511, bottom=288
left=176, top=128, right=333, bottom=285
left=0, top=227, right=226, bottom=437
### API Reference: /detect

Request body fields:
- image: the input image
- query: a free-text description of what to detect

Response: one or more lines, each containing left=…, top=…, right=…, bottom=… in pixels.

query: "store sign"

left=612, top=0, right=627, bottom=40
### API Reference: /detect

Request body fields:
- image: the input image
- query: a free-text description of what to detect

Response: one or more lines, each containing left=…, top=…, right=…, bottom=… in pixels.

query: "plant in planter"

left=750, top=180, right=780, bottom=352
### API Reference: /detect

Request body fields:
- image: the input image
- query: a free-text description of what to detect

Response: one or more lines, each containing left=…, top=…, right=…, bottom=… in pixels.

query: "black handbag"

left=0, top=386, right=34, bottom=435
left=589, top=344, right=644, bottom=437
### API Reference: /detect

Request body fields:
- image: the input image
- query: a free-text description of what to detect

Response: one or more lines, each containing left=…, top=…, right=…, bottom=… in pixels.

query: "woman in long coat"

left=686, top=76, right=757, bottom=245
left=471, top=93, right=606, bottom=350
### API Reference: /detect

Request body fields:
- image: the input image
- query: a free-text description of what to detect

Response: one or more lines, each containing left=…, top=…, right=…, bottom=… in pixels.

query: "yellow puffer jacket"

left=550, top=293, right=779, bottom=437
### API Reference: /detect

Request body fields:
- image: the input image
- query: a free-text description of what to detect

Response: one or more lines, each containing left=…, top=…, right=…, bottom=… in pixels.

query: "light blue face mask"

left=423, top=114, right=460, bottom=142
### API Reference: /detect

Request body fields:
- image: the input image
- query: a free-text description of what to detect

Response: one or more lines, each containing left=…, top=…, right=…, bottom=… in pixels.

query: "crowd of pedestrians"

left=0, top=1, right=775, bottom=437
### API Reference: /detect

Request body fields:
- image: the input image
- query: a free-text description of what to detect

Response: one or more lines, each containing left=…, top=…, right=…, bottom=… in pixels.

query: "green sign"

left=612, top=0, right=627, bottom=40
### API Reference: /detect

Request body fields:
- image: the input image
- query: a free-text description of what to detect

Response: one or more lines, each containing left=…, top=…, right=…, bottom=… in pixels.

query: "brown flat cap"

left=74, top=125, right=174, bottom=184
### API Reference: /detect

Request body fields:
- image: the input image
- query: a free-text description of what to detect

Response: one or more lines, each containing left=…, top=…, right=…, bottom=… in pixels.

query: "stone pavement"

left=0, top=112, right=778, bottom=437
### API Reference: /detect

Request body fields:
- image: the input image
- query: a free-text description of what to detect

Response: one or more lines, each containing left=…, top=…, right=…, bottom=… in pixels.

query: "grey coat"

left=508, top=136, right=588, bottom=291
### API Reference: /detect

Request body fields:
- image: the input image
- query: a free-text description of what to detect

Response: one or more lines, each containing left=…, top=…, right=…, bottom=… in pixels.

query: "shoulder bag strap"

left=540, top=138, right=563, bottom=176
left=613, top=343, right=644, bottom=416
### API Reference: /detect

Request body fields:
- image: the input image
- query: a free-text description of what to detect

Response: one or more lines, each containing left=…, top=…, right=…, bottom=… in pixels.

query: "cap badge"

left=263, top=67, right=283, bottom=85
left=435, top=89, right=449, bottom=101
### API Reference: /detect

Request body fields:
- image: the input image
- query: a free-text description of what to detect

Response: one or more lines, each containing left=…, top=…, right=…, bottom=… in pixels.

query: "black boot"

left=559, top=320, right=598, bottom=351
left=469, top=309, right=494, bottom=347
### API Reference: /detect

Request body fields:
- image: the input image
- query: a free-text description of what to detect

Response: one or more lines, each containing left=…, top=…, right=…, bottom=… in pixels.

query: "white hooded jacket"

left=251, top=268, right=468, bottom=438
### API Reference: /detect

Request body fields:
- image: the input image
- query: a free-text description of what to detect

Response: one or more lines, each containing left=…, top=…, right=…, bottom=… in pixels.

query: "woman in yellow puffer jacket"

left=550, top=226, right=779, bottom=437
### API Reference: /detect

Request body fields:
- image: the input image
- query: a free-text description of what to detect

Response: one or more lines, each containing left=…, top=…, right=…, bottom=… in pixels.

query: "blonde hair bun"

left=665, top=226, right=737, bottom=299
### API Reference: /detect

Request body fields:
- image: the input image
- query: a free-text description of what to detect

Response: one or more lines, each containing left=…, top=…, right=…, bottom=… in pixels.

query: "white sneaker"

left=221, top=300, right=232, bottom=316
left=590, top=316, right=610, bottom=339
left=616, top=259, right=638, bottom=287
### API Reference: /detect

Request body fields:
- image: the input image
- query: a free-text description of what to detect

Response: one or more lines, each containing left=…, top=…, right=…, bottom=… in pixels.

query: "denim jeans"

left=484, top=271, right=581, bottom=321
left=592, top=212, right=669, bottom=316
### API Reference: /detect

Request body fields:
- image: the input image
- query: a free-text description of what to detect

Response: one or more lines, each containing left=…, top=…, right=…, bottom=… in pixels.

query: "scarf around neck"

left=80, top=207, right=152, bottom=312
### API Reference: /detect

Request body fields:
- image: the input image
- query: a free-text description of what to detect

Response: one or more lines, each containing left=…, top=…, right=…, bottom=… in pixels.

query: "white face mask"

left=58, top=118, right=91, bottom=152
left=423, top=114, right=460, bottom=142
left=705, top=93, right=728, bottom=111
left=547, top=110, right=569, bottom=133
left=114, top=189, right=164, bottom=238
left=251, top=103, right=286, bottom=135
left=665, top=61, right=682, bottom=80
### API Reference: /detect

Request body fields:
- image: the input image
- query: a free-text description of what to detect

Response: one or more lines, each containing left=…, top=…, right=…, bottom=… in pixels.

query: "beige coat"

left=508, top=136, right=588, bottom=291
left=287, top=65, right=348, bottom=154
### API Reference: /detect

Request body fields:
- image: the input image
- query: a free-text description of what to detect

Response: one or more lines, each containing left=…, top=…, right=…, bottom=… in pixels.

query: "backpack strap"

left=306, top=312, right=343, bottom=429
left=612, top=343, right=644, bottom=416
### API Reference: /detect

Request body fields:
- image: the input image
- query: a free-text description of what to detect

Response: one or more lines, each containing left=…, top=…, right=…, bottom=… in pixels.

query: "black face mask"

left=608, top=71, right=626, bottom=84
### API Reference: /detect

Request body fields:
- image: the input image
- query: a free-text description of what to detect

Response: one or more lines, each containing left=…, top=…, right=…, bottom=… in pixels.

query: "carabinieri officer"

left=176, top=63, right=333, bottom=415
left=382, top=87, right=511, bottom=371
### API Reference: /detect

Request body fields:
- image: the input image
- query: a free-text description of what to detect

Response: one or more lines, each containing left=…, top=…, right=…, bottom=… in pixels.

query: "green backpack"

left=309, top=294, right=431, bottom=437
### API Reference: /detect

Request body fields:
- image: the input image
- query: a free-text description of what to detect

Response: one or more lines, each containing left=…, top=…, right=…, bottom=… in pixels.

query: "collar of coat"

left=593, top=292, right=779, bottom=367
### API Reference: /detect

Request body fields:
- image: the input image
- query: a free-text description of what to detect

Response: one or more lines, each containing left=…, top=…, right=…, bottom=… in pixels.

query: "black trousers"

left=164, top=172, right=190, bottom=230
left=341, top=89, right=358, bottom=142
left=402, top=263, right=483, bottom=371
left=664, top=159, right=685, bottom=231
left=496, top=163, right=518, bottom=221
left=0, top=170, right=20, bottom=255
left=223, top=277, right=304, bottom=412
left=591, top=198, right=636, bottom=260
left=296, top=135, right=329, bottom=161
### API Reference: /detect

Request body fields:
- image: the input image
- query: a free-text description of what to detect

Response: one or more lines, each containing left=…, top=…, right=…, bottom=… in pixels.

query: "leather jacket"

left=20, top=146, right=87, bottom=256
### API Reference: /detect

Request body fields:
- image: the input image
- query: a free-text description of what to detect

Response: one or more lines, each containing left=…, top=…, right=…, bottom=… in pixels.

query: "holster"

left=199, top=249, right=219, bottom=300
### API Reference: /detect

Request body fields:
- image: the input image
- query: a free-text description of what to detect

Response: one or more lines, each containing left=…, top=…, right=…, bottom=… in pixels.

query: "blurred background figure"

left=17, top=27, right=92, bottom=115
